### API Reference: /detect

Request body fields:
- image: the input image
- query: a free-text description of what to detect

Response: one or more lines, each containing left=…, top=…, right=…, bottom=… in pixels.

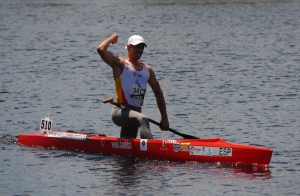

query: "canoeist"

left=97, top=33, right=169, bottom=139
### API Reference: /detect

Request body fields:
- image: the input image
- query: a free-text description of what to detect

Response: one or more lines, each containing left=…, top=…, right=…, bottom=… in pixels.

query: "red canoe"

left=18, top=131, right=272, bottom=169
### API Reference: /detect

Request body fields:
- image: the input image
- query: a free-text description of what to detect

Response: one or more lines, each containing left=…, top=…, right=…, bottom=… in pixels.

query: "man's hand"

left=160, top=118, right=169, bottom=131
left=110, top=33, right=118, bottom=44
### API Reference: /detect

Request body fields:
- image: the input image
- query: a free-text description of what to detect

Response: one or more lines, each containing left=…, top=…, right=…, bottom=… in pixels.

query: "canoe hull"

left=18, top=131, right=272, bottom=168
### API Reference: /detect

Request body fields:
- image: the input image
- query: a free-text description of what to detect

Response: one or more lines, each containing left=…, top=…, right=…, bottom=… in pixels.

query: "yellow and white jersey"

left=114, top=60, right=150, bottom=107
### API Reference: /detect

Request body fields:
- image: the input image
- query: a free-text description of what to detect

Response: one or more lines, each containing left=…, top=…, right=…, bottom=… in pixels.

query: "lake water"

left=1, top=0, right=299, bottom=195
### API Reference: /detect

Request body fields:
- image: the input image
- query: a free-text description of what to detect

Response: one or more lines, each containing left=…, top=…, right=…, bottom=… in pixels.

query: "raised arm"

left=97, top=33, right=124, bottom=77
left=147, top=65, right=169, bottom=130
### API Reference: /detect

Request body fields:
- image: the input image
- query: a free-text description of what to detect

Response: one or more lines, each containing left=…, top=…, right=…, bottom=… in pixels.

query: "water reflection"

left=99, top=156, right=272, bottom=184
left=110, top=157, right=142, bottom=188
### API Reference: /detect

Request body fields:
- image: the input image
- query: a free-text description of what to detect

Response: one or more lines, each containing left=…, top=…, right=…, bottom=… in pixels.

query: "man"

left=97, top=33, right=169, bottom=139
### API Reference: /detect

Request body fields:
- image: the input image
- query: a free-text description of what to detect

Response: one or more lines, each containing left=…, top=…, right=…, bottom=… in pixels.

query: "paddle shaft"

left=103, top=98, right=199, bottom=139
left=147, top=118, right=198, bottom=139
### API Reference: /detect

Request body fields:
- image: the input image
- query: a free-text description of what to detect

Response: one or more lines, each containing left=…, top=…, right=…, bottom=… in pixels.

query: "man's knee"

left=138, top=116, right=149, bottom=127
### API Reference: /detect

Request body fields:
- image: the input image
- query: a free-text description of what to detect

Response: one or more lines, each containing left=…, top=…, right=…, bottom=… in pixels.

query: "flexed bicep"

left=97, top=34, right=124, bottom=76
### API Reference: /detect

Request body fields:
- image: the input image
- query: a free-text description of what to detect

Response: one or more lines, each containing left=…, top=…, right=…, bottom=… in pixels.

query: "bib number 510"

left=40, top=117, right=52, bottom=133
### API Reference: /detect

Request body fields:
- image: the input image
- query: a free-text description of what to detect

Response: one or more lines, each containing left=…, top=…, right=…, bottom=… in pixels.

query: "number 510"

left=40, top=118, right=52, bottom=132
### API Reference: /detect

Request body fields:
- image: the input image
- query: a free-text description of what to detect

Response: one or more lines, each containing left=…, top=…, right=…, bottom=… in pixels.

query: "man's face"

left=128, top=43, right=145, bottom=60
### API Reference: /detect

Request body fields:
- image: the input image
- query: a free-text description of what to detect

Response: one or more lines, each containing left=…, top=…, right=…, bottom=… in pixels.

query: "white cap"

left=127, top=35, right=147, bottom=47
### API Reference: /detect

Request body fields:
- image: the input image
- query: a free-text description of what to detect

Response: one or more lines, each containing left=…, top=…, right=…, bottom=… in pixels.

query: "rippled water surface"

left=1, top=0, right=299, bottom=195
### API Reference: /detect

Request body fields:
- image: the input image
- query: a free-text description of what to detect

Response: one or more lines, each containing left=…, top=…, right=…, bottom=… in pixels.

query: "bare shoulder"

left=145, top=63, right=156, bottom=76
left=111, top=56, right=126, bottom=78
left=146, top=64, right=161, bottom=91
left=117, top=56, right=126, bottom=66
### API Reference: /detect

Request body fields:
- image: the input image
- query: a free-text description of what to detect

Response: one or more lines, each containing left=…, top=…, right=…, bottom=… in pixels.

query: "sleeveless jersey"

left=114, top=60, right=150, bottom=107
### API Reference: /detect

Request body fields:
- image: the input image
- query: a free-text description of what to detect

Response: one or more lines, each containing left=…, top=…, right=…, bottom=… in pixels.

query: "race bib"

left=130, top=85, right=146, bottom=100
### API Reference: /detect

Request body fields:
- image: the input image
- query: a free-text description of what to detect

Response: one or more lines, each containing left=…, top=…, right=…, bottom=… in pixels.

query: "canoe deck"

left=18, top=131, right=273, bottom=170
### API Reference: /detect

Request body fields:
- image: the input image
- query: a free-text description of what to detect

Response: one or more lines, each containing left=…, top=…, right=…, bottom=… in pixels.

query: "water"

left=1, top=0, right=299, bottom=195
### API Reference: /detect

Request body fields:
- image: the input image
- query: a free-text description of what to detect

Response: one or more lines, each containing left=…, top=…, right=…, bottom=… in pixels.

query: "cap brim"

left=125, top=43, right=147, bottom=49
left=132, top=42, right=147, bottom=46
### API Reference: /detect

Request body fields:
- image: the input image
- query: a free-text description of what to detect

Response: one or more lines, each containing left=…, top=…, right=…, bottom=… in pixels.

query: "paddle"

left=103, top=98, right=199, bottom=139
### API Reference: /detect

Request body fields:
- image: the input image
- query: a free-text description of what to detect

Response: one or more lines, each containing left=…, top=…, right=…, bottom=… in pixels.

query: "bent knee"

left=138, top=116, right=149, bottom=126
